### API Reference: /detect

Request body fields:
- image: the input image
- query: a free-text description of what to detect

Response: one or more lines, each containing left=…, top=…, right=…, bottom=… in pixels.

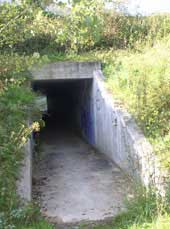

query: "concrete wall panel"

left=17, top=138, right=32, bottom=202
left=89, top=70, right=169, bottom=195
left=31, top=62, right=101, bottom=80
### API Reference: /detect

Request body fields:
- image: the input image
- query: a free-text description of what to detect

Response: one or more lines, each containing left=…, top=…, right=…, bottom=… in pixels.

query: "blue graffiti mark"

left=80, top=101, right=95, bottom=145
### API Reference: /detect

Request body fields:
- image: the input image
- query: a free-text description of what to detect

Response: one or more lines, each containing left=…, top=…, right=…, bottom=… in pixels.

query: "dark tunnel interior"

left=32, top=79, right=93, bottom=132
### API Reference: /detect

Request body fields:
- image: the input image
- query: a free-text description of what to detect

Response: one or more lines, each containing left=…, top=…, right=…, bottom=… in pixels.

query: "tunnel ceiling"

left=31, top=61, right=101, bottom=80
left=32, top=79, right=92, bottom=95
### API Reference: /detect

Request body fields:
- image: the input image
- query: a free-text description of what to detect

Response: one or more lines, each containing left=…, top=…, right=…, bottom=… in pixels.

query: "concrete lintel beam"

left=31, top=61, right=101, bottom=81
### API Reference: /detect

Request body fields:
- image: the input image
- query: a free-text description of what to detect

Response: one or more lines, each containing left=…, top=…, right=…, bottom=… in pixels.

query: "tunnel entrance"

left=33, top=79, right=93, bottom=134
left=31, top=77, right=132, bottom=225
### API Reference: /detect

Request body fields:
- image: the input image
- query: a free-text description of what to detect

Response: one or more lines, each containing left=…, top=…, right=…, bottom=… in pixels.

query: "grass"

left=18, top=220, right=54, bottom=229
left=87, top=215, right=170, bottom=229
left=79, top=187, right=170, bottom=229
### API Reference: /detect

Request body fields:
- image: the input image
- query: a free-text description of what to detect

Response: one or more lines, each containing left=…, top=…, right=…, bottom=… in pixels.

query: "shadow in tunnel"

left=32, top=79, right=93, bottom=135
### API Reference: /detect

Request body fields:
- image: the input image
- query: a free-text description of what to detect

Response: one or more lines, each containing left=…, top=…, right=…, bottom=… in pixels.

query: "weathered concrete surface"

left=81, top=70, right=169, bottom=195
left=31, top=62, right=101, bottom=80
left=33, top=124, right=132, bottom=224
left=93, top=71, right=170, bottom=195
left=73, top=67, right=169, bottom=195
left=17, top=138, right=32, bottom=202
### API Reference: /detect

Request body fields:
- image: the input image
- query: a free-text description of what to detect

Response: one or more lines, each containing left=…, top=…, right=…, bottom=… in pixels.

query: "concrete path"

left=33, top=125, right=132, bottom=224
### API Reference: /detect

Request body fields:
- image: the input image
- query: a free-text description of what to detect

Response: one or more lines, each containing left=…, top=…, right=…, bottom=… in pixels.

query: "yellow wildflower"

left=32, top=122, right=40, bottom=132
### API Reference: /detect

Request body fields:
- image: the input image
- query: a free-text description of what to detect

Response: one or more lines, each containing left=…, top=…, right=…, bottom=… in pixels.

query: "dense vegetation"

left=0, top=0, right=170, bottom=228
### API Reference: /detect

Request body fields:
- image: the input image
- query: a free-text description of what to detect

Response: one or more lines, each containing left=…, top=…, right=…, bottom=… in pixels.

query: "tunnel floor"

left=33, top=123, right=132, bottom=224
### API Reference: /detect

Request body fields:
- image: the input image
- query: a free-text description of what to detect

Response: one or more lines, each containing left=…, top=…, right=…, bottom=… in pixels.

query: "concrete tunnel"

left=31, top=62, right=100, bottom=145
left=18, top=62, right=155, bottom=224
left=32, top=78, right=94, bottom=143
left=29, top=62, right=132, bottom=224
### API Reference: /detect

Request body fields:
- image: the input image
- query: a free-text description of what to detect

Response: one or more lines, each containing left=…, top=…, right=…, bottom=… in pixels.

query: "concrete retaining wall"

left=79, top=69, right=169, bottom=195
left=17, top=137, right=32, bottom=202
